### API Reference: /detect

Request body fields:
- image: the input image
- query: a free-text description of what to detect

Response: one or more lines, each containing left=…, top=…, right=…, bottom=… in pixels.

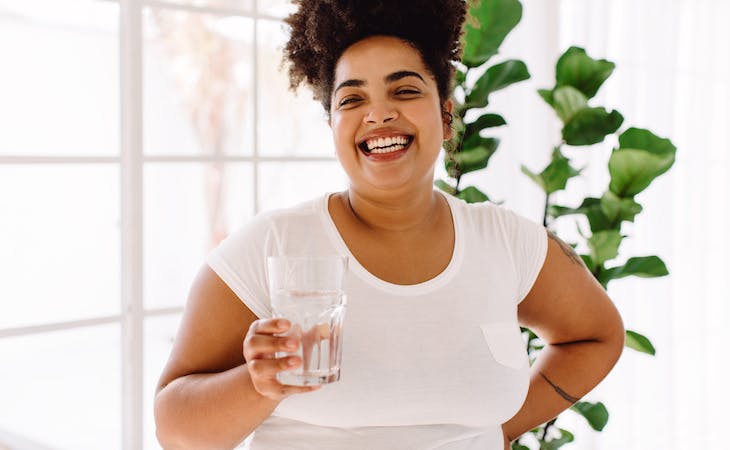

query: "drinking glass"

left=267, top=255, right=347, bottom=386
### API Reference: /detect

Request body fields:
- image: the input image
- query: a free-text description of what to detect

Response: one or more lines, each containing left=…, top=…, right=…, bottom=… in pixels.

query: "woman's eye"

left=339, top=97, right=361, bottom=107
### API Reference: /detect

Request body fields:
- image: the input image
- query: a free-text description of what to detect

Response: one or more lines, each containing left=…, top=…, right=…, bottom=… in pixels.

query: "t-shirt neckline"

left=319, top=190, right=464, bottom=296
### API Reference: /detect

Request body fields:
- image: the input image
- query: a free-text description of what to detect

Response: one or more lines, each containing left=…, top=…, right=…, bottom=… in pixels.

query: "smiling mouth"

left=357, top=135, right=414, bottom=154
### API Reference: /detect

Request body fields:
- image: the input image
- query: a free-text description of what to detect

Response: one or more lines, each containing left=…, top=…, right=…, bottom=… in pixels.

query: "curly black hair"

left=282, top=0, right=468, bottom=115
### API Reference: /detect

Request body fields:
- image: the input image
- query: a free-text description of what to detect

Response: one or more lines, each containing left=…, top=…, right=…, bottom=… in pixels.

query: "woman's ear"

left=442, top=99, right=455, bottom=141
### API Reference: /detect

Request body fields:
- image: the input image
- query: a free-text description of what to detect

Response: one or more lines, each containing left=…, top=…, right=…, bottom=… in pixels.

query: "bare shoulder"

left=545, top=230, right=586, bottom=268
left=156, top=264, right=259, bottom=392
left=518, top=230, right=623, bottom=344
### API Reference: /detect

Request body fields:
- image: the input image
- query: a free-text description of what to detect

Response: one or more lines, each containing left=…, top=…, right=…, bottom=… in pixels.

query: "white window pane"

left=144, top=9, right=254, bottom=155
left=144, top=314, right=182, bottom=450
left=0, top=165, right=120, bottom=328
left=0, top=0, right=118, bottom=155
left=144, top=163, right=254, bottom=309
left=0, top=324, right=121, bottom=449
left=257, top=0, right=295, bottom=18
left=258, top=162, right=348, bottom=211
left=154, top=0, right=253, bottom=12
left=257, top=20, right=334, bottom=156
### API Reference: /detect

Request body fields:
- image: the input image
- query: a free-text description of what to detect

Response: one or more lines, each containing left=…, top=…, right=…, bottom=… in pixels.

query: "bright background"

left=0, top=0, right=727, bottom=449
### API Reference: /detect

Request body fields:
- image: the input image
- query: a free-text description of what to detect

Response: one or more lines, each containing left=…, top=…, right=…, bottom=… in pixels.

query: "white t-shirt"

left=206, top=191, right=548, bottom=449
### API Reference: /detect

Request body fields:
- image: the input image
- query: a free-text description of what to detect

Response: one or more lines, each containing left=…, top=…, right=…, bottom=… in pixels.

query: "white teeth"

left=364, top=135, right=410, bottom=151
left=371, top=144, right=405, bottom=154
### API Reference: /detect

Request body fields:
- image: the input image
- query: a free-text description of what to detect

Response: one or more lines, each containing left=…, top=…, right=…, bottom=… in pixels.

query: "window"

left=0, top=1, right=347, bottom=448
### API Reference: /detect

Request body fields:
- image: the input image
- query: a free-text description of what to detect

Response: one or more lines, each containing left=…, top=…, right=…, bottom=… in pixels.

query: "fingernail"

left=287, top=357, right=298, bottom=366
left=285, top=339, right=297, bottom=349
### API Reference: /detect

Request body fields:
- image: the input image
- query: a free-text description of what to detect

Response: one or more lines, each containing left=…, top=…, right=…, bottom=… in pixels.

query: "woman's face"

left=329, top=35, right=452, bottom=195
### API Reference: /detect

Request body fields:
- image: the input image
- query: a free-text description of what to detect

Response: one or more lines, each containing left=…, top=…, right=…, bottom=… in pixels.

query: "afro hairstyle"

left=282, top=0, right=469, bottom=115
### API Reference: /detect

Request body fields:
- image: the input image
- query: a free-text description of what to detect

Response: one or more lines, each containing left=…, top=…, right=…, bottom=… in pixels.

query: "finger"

left=273, top=383, right=322, bottom=397
left=247, top=355, right=302, bottom=378
left=242, top=338, right=275, bottom=363
left=248, top=318, right=290, bottom=336
left=244, top=334, right=299, bottom=360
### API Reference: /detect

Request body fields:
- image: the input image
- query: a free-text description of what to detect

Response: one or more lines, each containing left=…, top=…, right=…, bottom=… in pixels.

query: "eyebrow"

left=333, top=70, right=426, bottom=95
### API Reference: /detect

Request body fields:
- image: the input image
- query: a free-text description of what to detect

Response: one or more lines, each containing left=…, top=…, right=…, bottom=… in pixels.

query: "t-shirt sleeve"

left=498, top=206, right=548, bottom=303
left=205, top=212, right=278, bottom=319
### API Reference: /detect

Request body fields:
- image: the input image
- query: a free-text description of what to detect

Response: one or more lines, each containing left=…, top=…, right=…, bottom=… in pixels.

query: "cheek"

left=417, top=109, right=446, bottom=142
left=331, top=114, right=358, bottom=145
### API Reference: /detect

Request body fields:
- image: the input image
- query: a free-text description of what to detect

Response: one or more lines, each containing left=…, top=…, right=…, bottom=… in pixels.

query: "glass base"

left=277, top=369, right=340, bottom=386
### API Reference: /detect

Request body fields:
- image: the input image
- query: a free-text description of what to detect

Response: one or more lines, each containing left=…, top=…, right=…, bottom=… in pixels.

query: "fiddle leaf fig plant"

left=436, top=0, right=529, bottom=201
left=436, top=1, right=676, bottom=449
left=518, top=46, right=675, bottom=449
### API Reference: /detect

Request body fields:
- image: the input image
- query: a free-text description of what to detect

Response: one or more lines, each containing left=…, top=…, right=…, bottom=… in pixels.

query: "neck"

left=344, top=185, right=441, bottom=233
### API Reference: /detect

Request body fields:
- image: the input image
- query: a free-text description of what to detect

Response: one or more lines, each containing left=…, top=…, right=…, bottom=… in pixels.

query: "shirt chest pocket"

left=479, top=322, right=528, bottom=369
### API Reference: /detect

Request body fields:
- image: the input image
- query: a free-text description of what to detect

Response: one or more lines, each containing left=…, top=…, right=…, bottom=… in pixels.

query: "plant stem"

left=592, top=263, right=603, bottom=281
left=543, top=191, right=550, bottom=228
left=541, top=418, right=557, bottom=441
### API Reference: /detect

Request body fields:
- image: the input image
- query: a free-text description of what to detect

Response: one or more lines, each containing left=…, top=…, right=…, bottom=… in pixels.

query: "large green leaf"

left=434, top=178, right=456, bottom=195
left=463, top=0, right=523, bottom=67
left=445, top=133, right=498, bottom=177
left=540, top=428, right=575, bottom=450
left=547, top=197, right=613, bottom=231
left=547, top=204, right=581, bottom=218
left=609, top=128, right=677, bottom=196
left=538, top=88, right=554, bottom=107
left=563, top=107, right=624, bottom=146
left=544, top=148, right=582, bottom=193
left=522, top=148, right=581, bottom=194
left=569, top=197, right=614, bottom=231
left=512, top=444, right=530, bottom=450
left=625, top=329, right=656, bottom=355
left=584, top=205, right=612, bottom=232
left=608, top=149, right=675, bottom=196
left=457, top=186, right=490, bottom=203
left=465, top=60, right=530, bottom=108
left=571, top=401, right=609, bottom=431
left=463, top=113, right=506, bottom=145
left=451, top=141, right=498, bottom=174
left=455, top=67, right=467, bottom=87
left=599, top=256, right=669, bottom=286
left=463, top=133, right=499, bottom=152
left=619, top=127, right=677, bottom=156
left=587, top=230, right=623, bottom=265
left=552, top=86, right=588, bottom=123
left=600, top=190, right=643, bottom=225
left=555, top=46, right=615, bottom=99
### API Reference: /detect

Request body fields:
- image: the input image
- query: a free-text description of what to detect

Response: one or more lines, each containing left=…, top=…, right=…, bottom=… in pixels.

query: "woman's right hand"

left=243, top=318, right=320, bottom=402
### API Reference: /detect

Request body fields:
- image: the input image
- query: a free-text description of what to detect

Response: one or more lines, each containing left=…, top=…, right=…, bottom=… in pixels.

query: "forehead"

left=333, top=35, right=433, bottom=83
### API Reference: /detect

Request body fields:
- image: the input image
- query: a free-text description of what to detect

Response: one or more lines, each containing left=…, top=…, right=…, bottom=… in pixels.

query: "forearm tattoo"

left=547, top=230, right=585, bottom=268
left=539, top=370, right=580, bottom=404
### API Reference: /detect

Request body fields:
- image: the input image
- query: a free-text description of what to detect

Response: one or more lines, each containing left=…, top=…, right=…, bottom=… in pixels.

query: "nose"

left=364, top=100, right=398, bottom=124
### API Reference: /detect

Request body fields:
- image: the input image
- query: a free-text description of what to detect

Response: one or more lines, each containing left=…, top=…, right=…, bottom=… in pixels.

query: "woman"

left=154, top=1, right=625, bottom=449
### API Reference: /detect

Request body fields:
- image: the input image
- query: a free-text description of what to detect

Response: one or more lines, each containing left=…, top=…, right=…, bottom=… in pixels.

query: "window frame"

left=0, top=0, right=336, bottom=448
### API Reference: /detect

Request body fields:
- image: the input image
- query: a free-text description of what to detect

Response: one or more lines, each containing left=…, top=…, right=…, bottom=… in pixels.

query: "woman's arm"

left=502, top=231, right=625, bottom=444
left=154, top=265, right=315, bottom=449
